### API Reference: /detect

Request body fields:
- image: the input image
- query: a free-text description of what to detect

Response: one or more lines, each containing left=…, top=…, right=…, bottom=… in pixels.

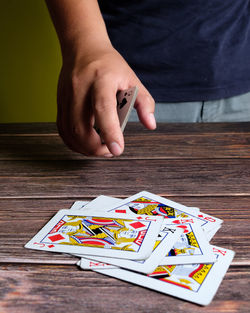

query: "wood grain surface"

left=0, top=264, right=249, bottom=313
left=0, top=122, right=249, bottom=313
left=0, top=122, right=250, bottom=160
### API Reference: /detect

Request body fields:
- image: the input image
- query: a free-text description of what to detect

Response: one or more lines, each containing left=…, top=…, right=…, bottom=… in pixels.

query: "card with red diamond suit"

left=25, top=210, right=163, bottom=260
left=104, top=191, right=222, bottom=233
left=94, top=245, right=235, bottom=306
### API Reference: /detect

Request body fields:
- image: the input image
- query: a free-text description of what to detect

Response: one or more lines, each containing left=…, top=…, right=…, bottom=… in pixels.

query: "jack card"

left=25, top=210, right=163, bottom=260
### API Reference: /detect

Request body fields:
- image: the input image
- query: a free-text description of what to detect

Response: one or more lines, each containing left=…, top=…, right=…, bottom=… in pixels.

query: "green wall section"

left=0, top=0, right=61, bottom=122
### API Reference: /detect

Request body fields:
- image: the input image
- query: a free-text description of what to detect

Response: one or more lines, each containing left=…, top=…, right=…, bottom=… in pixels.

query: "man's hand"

left=57, top=47, right=156, bottom=157
left=46, top=0, right=156, bottom=157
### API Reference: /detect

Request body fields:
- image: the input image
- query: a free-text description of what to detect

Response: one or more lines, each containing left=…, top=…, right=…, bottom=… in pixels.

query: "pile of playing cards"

left=25, top=191, right=234, bottom=306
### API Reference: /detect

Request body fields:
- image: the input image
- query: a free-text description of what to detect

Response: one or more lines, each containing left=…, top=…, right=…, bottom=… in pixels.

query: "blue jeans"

left=129, top=92, right=250, bottom=122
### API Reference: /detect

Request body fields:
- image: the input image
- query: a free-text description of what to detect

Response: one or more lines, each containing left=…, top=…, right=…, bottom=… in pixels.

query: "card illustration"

left=94, top=245, right=235, bottom=306
left=160, top=219, right=215, bottom=264
left=40, top=215, right=151, bottom=252
left=77, top=224, right=183, bottom=274
left=148, top=263, right=213, bottom=292
left=25, top=210, right=163, bottom=260
left=107, top=191, right=222, bottom=233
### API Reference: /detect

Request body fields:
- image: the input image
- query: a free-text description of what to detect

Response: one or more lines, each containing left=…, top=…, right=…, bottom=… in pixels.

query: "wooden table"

left=0, top=122, right=249, bottom=313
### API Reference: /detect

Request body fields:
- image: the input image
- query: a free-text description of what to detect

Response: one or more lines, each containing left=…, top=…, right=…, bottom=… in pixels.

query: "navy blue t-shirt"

left=98, top=0, right=250, bottom=102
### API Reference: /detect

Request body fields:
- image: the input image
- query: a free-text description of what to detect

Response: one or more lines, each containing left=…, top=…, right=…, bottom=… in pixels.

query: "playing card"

left=79, top=257, right=118, bottom=270
left=70, top=196, right=122, bottom=211
left=94, top=86, right=138, bottom=136
left=205, top=223, right=222, bottom=242
left=159, top=218, right=216, bottom=264
left=77, top=222, right=183, bottom=274
left=188, top=207, right=200, bottom=213
left=80, top=196, right=200, bottom=220
left=94, top=245, right=235, bottom=306
left=83, top=196, right=122, bottom=211
left=104, top=191, right=222, bottom=233
left=25, top=210, right=164, bottom=260
left=116, top=86, right=138, bottom=131
left=70, top=201, right=89, bottom=210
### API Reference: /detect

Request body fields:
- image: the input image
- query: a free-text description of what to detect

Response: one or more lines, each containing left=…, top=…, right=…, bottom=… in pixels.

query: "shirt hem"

left=148, top=83, right=250, bottom=103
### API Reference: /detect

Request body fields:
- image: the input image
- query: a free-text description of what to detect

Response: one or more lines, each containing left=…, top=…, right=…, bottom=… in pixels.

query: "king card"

left=94, top=245, right=235, bottom=306
left=159, top=219, right=216, bottom=264
left=25, top=210, right=163, bottom=260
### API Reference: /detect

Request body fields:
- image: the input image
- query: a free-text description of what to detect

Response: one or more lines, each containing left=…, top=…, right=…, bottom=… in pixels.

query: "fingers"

left=57, top=72, right=112, bottom=157
left=134, top=86, right=156, bottom=130
left=56, top=59, right=155, bottom=158
left=92, top=79, right=124, bottom=156
left=57, top=69, right=123, bottom=157
left=69, top=97, right=112, bottom=156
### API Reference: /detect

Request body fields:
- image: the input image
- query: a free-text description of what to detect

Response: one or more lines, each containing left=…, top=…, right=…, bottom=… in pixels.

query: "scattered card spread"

left=25, top=191, right=234, bottom=306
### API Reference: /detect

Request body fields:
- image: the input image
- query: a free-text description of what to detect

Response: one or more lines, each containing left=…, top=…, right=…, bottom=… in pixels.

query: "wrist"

left=61, top=36, right=114, bottom=67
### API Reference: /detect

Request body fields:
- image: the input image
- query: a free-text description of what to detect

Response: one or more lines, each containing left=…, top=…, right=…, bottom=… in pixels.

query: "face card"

left=104, top=191, right=222, bottom=233
left=76, top=223, right=183, bottom=274
left=25, top=210, right=164, bottom=260
left=80, top=195, right=199, bottom=217
left=159, top=219, right=216, bottom=264
left=94, top=245, right=235, bottom=306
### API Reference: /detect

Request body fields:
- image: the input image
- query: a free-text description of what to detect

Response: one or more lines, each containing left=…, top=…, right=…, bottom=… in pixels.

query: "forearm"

left=45, top=0, right=155, bottom=158
left=45, top=0, right=112, bottom=61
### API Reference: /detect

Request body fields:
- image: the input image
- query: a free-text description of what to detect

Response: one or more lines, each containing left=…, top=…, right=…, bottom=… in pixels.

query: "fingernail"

left=104, top=153, right=113, bottom=158
left=109, top=142, right=122, bottom=156
left=149, top=113, right=156, bottom=129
